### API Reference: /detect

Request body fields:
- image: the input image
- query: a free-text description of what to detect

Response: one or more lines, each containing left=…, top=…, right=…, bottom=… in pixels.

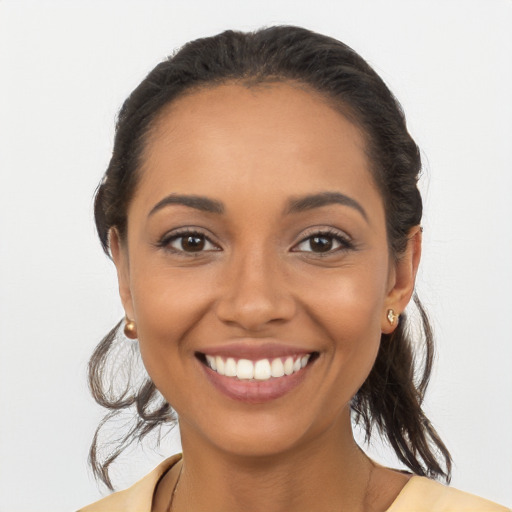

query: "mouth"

left=197, top=352, right=318, bottom=380
left=195, top=351, right=319, bottom=403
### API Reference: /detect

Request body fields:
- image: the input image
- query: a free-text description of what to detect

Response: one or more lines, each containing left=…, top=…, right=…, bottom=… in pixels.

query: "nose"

left=214, top=248, right=296, bottom=332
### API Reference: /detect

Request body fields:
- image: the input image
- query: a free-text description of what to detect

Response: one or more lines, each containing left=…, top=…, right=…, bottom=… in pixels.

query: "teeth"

left=225, top=357, right=237, bottom=377
left=205, top=355, right=216, bottom=371
left=205, top=354, right=312, bottom=380
left=270, top=358, right=285, bottom=378
left=237, top=359, right=254, bottom=380
left=254, top=359, right=271, bottom=380
left=284, top=357, right=294, bottom=375
left=215, top=356, right=225, bottom=375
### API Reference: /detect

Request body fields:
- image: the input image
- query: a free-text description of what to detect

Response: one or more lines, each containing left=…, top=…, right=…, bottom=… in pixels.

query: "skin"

left=111, top=82, right=421, bottom=512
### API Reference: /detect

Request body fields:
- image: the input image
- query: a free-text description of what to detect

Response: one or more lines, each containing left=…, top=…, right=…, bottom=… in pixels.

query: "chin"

left=181, top=402, right=348, bottom=463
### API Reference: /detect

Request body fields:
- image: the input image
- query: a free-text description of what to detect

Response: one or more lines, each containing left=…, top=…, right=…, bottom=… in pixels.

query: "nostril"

left=214, top=295, right=297, bottom=331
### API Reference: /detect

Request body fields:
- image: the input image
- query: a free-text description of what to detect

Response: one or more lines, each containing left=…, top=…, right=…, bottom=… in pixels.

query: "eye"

left=292, top=230, right=353, bottom=254
left=160, top=230, right=220, bottom=254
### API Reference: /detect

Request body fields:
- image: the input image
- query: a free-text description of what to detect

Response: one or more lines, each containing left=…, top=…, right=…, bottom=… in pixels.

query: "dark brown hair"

left=89, top=25, right=451, bottom=490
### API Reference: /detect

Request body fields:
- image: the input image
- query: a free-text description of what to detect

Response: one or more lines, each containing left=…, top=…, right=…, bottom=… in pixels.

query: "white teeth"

left=254, top=359, right=272, bottom=380
left=206, top=354, right=312, bottom=380
left=271, top=358, right=285, bottom=378
left=206, top=355, right=216, bottom=371
left=284, top=357, right=294, bottom=375
left=237, top=359, right=254, bottom=380
left=301, top=354, right=310, bottom=367
left=225, top=357, right=237, bottom=377
left=215, top=356, right=225, bottom=375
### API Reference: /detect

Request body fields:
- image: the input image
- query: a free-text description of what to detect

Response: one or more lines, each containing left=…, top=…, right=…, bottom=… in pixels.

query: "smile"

left=195, top=350, right=319, bottom=403
left=195, top=345, right=319, bottom=403
left=204, top=354, right=312, bottom=380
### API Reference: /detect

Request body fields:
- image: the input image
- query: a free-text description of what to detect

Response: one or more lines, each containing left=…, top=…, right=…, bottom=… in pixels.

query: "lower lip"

left=200, top=360, right=313, bottom=404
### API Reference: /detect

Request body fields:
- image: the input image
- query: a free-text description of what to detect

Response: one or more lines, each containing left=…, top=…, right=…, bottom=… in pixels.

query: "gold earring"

left=387, top=309, right=399, bottom=325
left=124, top=317, right=138, bottom=339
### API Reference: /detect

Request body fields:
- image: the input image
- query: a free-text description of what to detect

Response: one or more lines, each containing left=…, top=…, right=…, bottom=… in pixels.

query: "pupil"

left=182, top=235, right=205, bottom=252
left=311, top=236, right=332, bottom=252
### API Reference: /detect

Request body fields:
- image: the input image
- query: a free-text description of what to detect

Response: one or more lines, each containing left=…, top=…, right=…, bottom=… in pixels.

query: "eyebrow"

left=148, top=194, right=224, bottom=217
left=148, top=191, right=368, bottom=221
left=285, top=191, right=368, bottom=222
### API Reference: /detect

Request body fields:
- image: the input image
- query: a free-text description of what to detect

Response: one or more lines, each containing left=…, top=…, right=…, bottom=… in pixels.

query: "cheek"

left=307, top=256, right=388, bottom=337
left=129, top=267, right=214, bottom=385
left=132, top=262, right=214, bottom=330
left=324, top=286, right=382, bottom=362
left=304, top=262, right=388, bottom=384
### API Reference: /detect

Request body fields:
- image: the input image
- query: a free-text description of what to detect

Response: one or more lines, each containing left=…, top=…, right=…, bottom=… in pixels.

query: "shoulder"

left=76, top=454, right=182, bottom=512
left=387, top=476, right=511, bottom=512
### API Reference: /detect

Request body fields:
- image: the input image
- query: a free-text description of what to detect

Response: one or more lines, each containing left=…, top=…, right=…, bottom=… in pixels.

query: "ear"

left=109, top=228, right=135, bottom=320
left=382, top=226, right=422, bottom=334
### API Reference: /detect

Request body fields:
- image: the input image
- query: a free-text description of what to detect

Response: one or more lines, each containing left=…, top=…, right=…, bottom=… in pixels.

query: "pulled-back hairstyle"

left=89, top=25, right=451, bottom=490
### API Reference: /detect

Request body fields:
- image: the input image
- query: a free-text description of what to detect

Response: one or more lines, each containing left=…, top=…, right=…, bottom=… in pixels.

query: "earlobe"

left=109, top=228, right=135, bottom=320
left=382, top=226, right=422, bottom=334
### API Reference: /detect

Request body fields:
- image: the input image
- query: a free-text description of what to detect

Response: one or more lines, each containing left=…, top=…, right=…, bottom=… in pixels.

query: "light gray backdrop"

left=0, top=1, right=511, bottom=510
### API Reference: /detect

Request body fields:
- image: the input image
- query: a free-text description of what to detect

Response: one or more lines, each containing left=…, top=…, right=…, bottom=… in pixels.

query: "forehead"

left=135, top=81, right=380, bottom=215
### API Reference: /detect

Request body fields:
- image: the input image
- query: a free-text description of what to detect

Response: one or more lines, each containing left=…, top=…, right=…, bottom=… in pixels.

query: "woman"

left=79, top=26, right=509, bottom=511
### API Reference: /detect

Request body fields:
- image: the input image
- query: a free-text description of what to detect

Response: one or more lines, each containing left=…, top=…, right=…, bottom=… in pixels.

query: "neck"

left=171, top=411, right=375, bottom=512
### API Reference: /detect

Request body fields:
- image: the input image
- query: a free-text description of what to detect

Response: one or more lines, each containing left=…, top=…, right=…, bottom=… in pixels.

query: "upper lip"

left=197, top=341, right=315, bottom=360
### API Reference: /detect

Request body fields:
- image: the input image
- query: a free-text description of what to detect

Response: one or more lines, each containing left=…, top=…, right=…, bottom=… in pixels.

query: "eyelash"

left=292, top=228, right=354, bottom=256
left=157, top=228, right=220, bottom=255
left=157, top=227, right=354, bottom=256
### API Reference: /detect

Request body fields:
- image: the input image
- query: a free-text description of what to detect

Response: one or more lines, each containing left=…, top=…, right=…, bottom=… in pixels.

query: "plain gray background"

left=0, top=1, right=511, bottom=510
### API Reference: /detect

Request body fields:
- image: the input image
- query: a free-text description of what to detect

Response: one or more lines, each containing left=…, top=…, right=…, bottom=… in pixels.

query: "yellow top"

left=78, top=454, right=510, bottom=512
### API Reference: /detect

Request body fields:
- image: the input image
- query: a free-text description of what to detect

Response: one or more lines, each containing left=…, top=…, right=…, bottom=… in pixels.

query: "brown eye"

left=163, top=231, right=219, bottom=254
left=292, top=230, right=352, bottom=255
left=309, top=235, right=333, bottom=252
left=181, top=234, right=205, bottom=252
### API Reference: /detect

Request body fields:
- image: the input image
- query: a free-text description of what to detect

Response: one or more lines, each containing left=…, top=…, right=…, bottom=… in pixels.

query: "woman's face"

left=112, top=82, right=417, bottom=458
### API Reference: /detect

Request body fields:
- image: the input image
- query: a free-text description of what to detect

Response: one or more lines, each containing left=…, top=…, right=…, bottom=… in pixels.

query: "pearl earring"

left=124, top=317, right=138, bottom=339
